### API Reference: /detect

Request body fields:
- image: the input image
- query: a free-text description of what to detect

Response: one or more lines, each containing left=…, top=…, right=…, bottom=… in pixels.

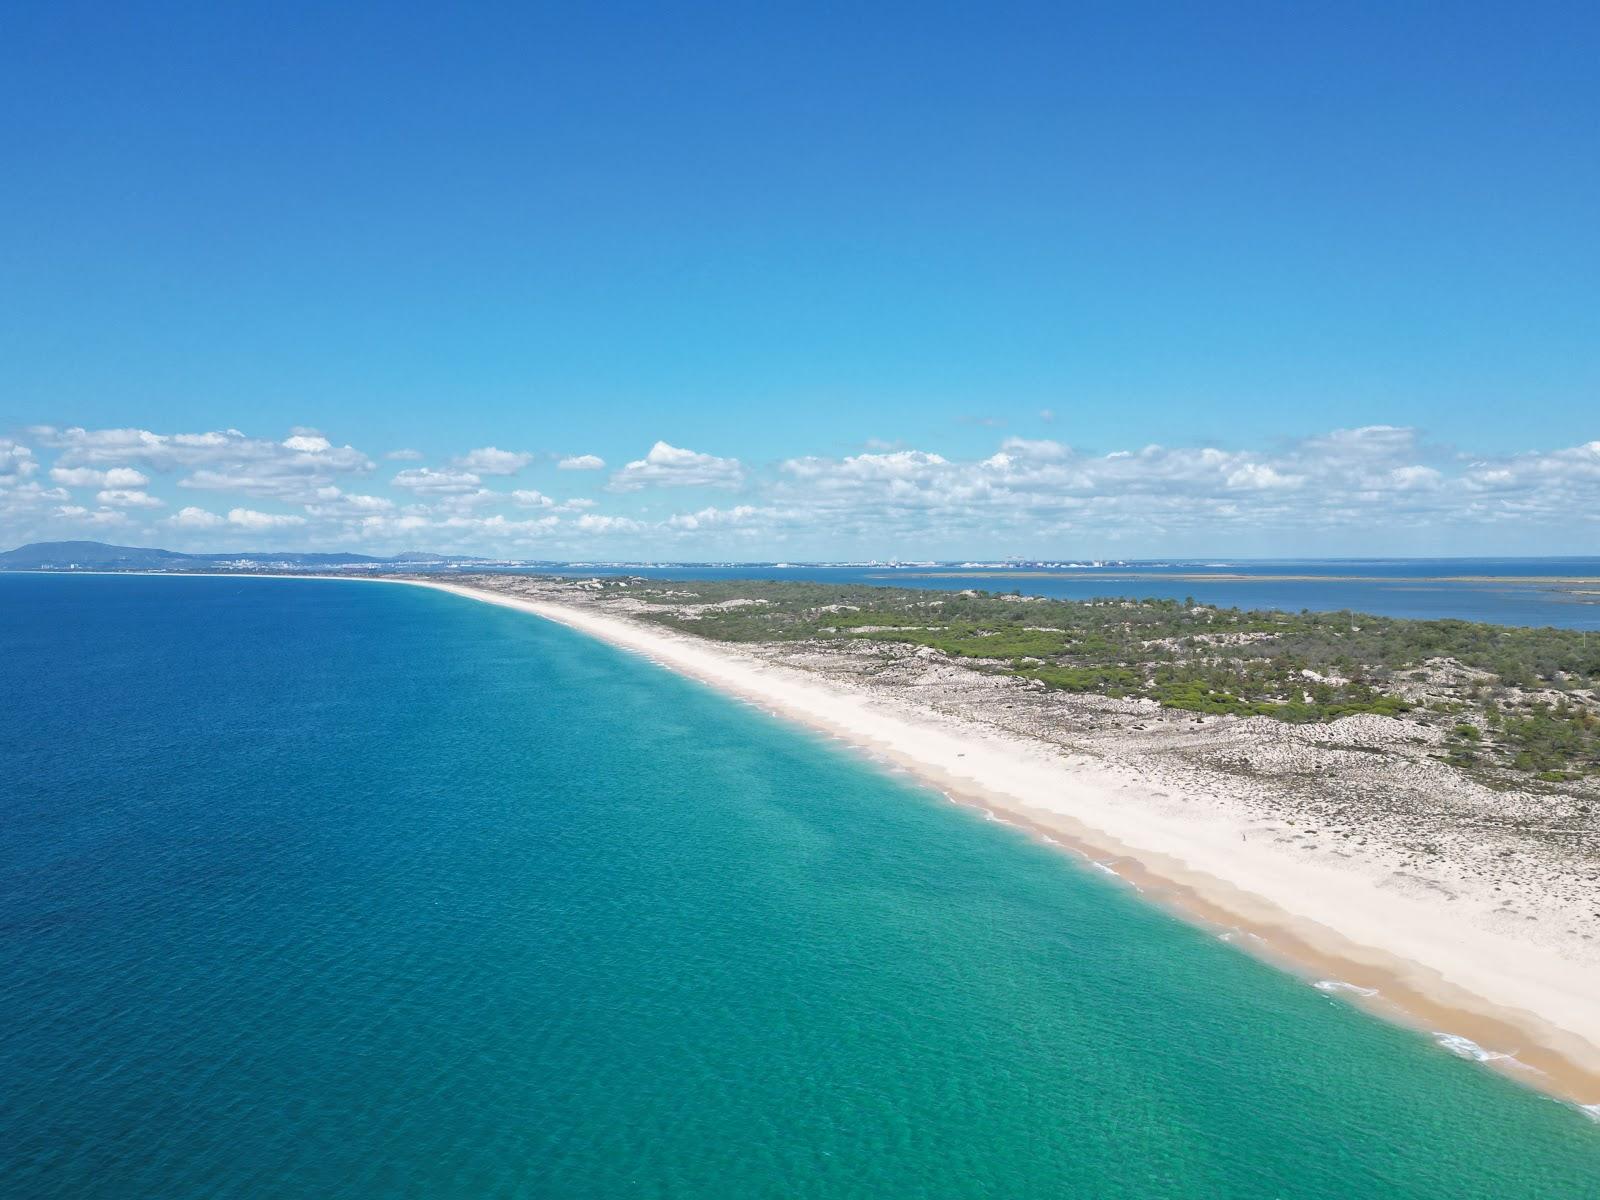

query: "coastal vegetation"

left=599, top=579, right=1600, bottom=780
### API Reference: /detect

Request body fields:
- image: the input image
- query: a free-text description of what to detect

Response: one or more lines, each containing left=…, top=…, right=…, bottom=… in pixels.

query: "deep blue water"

left=2, top=574, right=1597, bottom=1197
left=508, top=558, right=1600, bottom=628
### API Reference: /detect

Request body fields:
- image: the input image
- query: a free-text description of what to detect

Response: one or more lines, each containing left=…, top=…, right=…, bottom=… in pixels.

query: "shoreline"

left=397, top=576, right=1600, bottom=1117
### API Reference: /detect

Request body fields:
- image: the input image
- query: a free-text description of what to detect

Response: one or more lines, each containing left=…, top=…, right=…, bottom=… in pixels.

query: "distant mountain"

left=0, top=541, right=200, bottom=570
left=0, top=541, right=485, bottom=570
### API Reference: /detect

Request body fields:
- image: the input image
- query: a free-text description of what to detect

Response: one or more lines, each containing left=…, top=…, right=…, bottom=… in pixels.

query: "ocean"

left=522, top=558, right=1600, bottom=629
left=2, top=573, right=1597, bottom=1197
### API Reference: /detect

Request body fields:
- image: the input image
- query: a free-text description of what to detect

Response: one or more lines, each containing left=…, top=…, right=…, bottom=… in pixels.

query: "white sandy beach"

left=387, top=576, right=1600, bottom=1108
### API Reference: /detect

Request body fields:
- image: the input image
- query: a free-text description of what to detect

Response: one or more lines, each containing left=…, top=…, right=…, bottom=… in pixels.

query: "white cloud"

left=1389, top=465, right=1442, bottom=490
left=1302, top=424, right=1419, bottom=462
left=981, top=439, right=1069, bottom=471
left=1000, top=436, right=1068, bottom=460
left=37, top=425, right=374, bottom=502
left=430, top=489, right=499, bottom=511
left=50, top=465, right=151, bottom=489
left=337, top=492, right=393, bottom=511
left=751, top=426, right=1600, bottom=551
left=33, top=426, right=226, bottom=466
left=1224, top=463, right=1301, bottom=490
left=608, top=442, right=743, bottom=491
left=444, top=513, right=560, bottom=536
left=96, top=488, right=164, bottom=508
left=302, top=488, right=395, bottom=518
left=227, top=508, right=307, bottom=531
left=10, top=420, right=1600, bottom=558
left=783, top=449, right=949, bottom=483
left=508, top=490, right=596, bottom=514
left=1, top=440, right=39, bottom=484
left=392, top=467, right=483, bottom=495
left=665, top=504, right=780, bottom=531
left=351, top=511, right=561, bottom=546
left=575, top=513, right=643, bottom=533
left=52, top=504, right=129, bottom=527
left=386, top=448, right=424, bottom=460
left=558, top=453, right=606, bottom=470
left=167, top=506, right=226, bottom=529
left=452, top=446, right=533, bottom=476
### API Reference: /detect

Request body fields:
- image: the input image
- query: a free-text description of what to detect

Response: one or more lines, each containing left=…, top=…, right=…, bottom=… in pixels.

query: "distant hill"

left=0, top=540, right=483, bottom=570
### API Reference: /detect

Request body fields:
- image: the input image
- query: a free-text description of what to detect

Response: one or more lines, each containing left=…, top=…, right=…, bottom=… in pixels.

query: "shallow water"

left=524, top=557, right=1600, bottom=628
left=2, top=574, right=1596, bottom=1197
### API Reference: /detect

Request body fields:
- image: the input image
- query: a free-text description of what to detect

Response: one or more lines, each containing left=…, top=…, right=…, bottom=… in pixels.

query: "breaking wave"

left=1314, top=980, right=1378, bottom=998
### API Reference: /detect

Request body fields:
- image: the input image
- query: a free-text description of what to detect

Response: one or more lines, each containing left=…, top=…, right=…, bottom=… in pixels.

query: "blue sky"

left=2, top=2, right=1597, bottom=558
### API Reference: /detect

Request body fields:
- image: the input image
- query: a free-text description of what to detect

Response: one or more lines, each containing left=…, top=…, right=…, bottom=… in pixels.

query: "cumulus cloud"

left=391, top=467, right=483, bottom=495
left=575, top=513, right=643, bottom=533
left=1224, top=462, right=1301, bottom=490
left=697, top=428, right=1600, bottom=550
left=558, top=453, right=606, bottom=470
left=665, top=504, right=781, bottom=531
left=1302, top=424, right=1419, bottom=461
left=0, top=481, right=68, bottom=520
left=53, top=505, right=129, bottom=527
left=0, top=440, right=38, bottom=484
left=302, top=488, right=395, bottom=518
left=36, top=426, right=230, bottom=466
left=756, top=424, right=1600, bottom=549
left=430, top=489, right=500, bottom=512
left=1389, top=465, right=1443, bottom=490
left=981, top=438, right=1069, bottom=470
left=96, top=488, right=164, bottom=508
left=444, top=513, right=559, bottom=537
left=35, top=425, right=374, bottom=504
left=511, top=489, right=596, bottom=514
left=452, top=446, right=532, bottom=475
left=167, top=506, right=226, bottom=529
left=1457, top=441, right=1600, bottom=521
left=8, top=420, right=1600, bottom=557
left=227, top=508, right=306, bottom=531
left=608, top=442, right=743, bottom=491
left=783, top=449, right=949, bottom=483
left=348, top=510, right=561, bottom=547
left=50, top=465, right=150, bottom=488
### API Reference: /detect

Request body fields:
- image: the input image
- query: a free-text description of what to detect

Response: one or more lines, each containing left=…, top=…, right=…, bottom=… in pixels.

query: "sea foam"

left=1432, top=1033, right=1511, bottom=1063
left=1217, top=929, right=1265, bottom=945
left=1314, top=980, right=1378, bottom=998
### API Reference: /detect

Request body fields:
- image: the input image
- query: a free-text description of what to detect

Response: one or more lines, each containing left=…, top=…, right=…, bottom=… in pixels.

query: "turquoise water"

left=2, top=574, right=1596, bottom=1197
left=527, top=558, right=1600, bottom=629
